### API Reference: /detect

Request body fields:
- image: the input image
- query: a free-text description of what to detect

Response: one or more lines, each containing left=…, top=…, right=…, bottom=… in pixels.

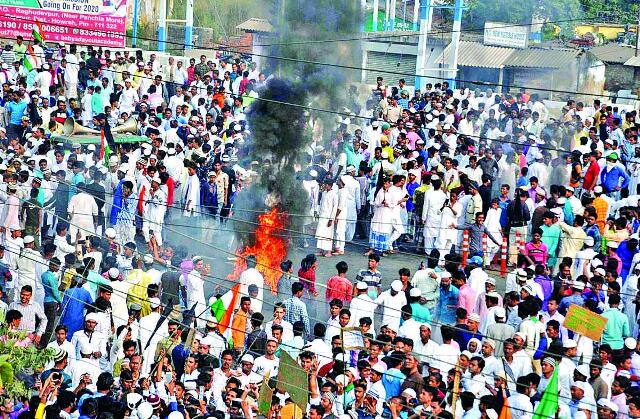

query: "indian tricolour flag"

left=100, top=129, right=111, bottom=167
left=32, top=20, right=46, bottom=43
left=22, top=45, right=36, bottom=72
left=209, top=283, right=240, bottom=333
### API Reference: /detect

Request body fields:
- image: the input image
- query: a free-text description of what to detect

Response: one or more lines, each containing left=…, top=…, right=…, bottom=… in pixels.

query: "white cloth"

left=373, top=290, right=406, bottom=331
left=316, top=188, right=338, bottom=251
left=68, top=192, right=98, bottom=241
left=139, top=311, right=169, bottom=374
left=239, top=268, right=264, bottom=313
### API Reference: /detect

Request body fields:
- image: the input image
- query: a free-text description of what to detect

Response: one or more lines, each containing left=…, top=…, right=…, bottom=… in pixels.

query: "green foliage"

left=169, top=0, right=269, bottom=42
left=461, top=0, right=582, bottom=38
left=0, top=327, right=55, bottom=398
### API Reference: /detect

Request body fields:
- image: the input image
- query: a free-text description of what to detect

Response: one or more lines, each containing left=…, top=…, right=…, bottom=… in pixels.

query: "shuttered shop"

left=364, top=51, right=416, bottom=86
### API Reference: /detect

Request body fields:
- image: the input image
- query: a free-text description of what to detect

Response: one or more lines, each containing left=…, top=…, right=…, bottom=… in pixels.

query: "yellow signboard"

left=563, top=304, right=608, bottom=342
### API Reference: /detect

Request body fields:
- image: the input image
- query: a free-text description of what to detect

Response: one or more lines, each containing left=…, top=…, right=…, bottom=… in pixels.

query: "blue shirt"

left=381, top=367, right=406, bottom=398
left=617, top=240, right=638, bottom=284
left=436, top=285, right=459, bottom=325
left=42, top=271, right=62, bottom=304
left=6, top=101, right=27, bottom=125
left=600, top=166, right=630, bottom=192
left=558, top=293, right=584, bottom=316
left=410, top=302, right=432, bottom=324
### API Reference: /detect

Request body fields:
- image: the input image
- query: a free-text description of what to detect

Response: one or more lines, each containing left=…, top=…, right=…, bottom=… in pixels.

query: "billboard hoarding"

left=484, top=21, right=529, bottom=49
left=0, top=0, right=128, bottom=48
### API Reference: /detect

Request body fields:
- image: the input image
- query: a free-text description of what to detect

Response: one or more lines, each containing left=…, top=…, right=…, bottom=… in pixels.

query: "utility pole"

left=132, top=0, right=140, bottom=47
left=158, top=0, right=167, bottom=51
left=185, top=0, right=193, bottom=49
left=372, top=0, right=379, bottom=31
left=447, top=0, right=463, bottom=89
left=636, top=7, right=640, bottom=57
left=415, top=0, right=432, bottom=90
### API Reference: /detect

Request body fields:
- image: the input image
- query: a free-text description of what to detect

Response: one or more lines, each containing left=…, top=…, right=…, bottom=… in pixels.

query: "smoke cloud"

left=234, top=0, right=362, bottom=242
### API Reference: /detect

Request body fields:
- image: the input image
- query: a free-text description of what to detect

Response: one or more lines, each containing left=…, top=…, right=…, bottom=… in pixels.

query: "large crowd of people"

left=0, top=33, right=638, bottom=419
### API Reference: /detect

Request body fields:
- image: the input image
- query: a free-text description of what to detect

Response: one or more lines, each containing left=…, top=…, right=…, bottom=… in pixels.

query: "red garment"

left=138, top=185, right=146, bottom=214
left=166, top=177, right=175, bottom=206
left=239, top=78, right=249, bottom=95
left=325, top=275, right=353, bottom=303
left=212, top=93, right=225, bottom=108
left=297, top=267, right=316, bottom=295
left=187, top=66, right=195, bottom=83
left=583, top=160, right=600, bottom=191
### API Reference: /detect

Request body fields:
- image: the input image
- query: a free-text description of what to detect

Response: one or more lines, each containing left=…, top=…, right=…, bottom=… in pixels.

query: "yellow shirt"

left=126, top=269, right=153, bottom=316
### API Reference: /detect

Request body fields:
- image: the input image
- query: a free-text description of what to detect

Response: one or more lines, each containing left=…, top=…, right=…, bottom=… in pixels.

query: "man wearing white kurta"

left=182, top=163, right=201, bottom=217
left=142, top=176, right=167, bottom=246
left=315, top=180, right=338, bottom=256
left=187, top=256, right=207, bottom=327
left=67, top=186, right=98, bottom=242
left=342, top=167, right=361, bottom=242
left=138, top=297, right=169, bottom=375
left=238, top=257, right=264, bottom=313
left=349, top=282, right=377, bottom=330
left=422, top=176, right=447, bottom=255
left=333, top=178, right=349, bottom=254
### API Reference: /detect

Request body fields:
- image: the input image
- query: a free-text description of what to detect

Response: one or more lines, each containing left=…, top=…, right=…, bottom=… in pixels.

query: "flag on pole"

left=532, top=364, right=559, bottom=419
left=32, top=20, right=46, bottom=43
left=498, top=393, right=512, bottom=419
left=100, top=129, right=111, bottom=167
left=23, top=45, right=36, bottom=72
left=209, top=283, right=240, bottom=333
left=99, top=129, right=105, bottom=161
left=22, top=55, right=33, bottom=72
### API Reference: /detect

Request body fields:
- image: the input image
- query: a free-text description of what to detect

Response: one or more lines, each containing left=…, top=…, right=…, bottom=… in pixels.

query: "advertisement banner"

left=0, top=0, right=128, bottom=47
left=484, top=22, right=529, bottom=49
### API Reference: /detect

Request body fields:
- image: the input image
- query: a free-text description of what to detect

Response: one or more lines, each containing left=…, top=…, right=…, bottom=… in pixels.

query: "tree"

left=461, top=0, right=582, bottom=38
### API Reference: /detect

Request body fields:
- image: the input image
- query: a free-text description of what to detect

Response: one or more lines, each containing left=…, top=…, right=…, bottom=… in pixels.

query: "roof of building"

left=590, top=44, right=636, bottom=64
left=624, top=56, right=640, bottom=67
left=503, top=47, right=580, bottom=69
left=236, top=18, right=274, bottom=33
left=436, top=40, right=515, bottom=69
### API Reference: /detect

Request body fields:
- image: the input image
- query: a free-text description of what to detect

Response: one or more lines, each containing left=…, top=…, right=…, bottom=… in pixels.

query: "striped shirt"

left=8, top=301, right=47, bottom=336
left=116, top=196, right=136, bottom=226
left=283, top=296, right=309, bottom=338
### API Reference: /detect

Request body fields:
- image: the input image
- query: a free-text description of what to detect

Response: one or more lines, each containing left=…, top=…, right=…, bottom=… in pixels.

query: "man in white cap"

left=373, top=280, right=406, bottom=331
left=67, top=182, right=99, bottom=243
left=341, top=166, right=361, bottom=243
left=71, top=340, right=102, bottom=392
left=187, top=256, right=207, bottom=327
left=138, top=297, right=168, bottom=375
left=252, top=337, right=280, bottom=378
left=182, top=159, right=201, bottom=218
left=119, top=78, right=139, bottom=114
left=142, top=175, right=167, bottom=246
left=70, top=312, right=107, bottom=370
left=315, top=178, right=338, bottom=257
left=596, top=398, right=618, bottom=419
left=332, top=177, right=349, bottom=255
left=485, top=307, right=515, bottom=357
left=421, top=175, right=447, bottom=255
left=15, top=235, right=41, bottom=300
left=349, top=281, right=376, bottom=330
left=236, top=353, right=259, bottom=388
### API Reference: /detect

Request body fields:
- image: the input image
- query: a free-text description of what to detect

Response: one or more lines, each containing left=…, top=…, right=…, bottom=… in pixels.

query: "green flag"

left=258, top=372, right=273, bottom=415
left=22, top=56, right=33, bottom=72
left=533, top=367, right=558, bottom=419
left=276, top=350, right=309, bottom=409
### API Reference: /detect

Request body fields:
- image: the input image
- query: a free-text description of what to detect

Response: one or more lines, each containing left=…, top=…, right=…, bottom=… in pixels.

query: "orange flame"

left=226, top=208, right=288, bottom=293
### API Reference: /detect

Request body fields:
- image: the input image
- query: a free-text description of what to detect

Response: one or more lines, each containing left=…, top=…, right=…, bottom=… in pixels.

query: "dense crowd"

left=0, top=33, right=638, bottom=419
